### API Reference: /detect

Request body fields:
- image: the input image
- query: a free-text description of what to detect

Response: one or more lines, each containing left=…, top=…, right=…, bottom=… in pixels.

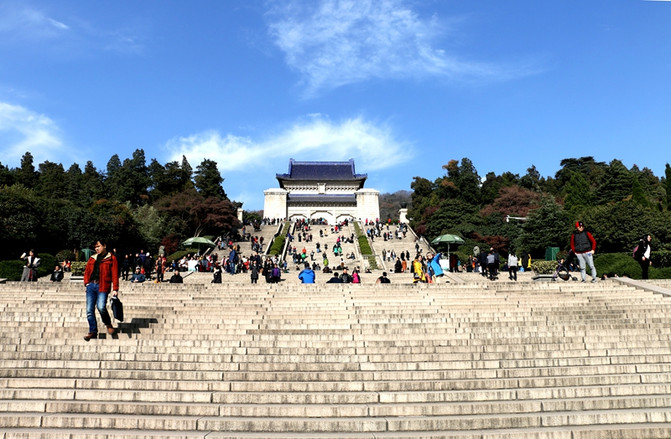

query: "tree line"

left=0, top=150, right=240, bottom=261
left=407, top=157, right=671, bottom=259
left=2, top=152, right=670, bottom=267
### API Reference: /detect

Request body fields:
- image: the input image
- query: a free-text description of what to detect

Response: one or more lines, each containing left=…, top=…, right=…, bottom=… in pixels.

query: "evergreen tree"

left=555, top=156, right=607, bottom=189
left=519, top=196, right=569, bottom=255
left=0, top=162, right=14, bottom=187
left=105, top=154, right=123, bottom=201
left=82, top=161, right=105, bottom=206
left=480, top=172, right=502, bottom=206
left=519, top=165, right=541, bottom=192
left=65, top=163, right=86, bottom=207
left=148, top=159, right=193, bottom=200
left=194, top=159, right=227, bottom=199
left=456, top=158, right=481, bottom=205
left=562, top=171, right=593, bottom=212
left=122, top=149, right=150, bottom=206
left=597, top=159, right=632, bottom=204
left=36, top=161, right=67, bottom=199
left=631, top=175, right=651, bottom=209
left=17, top=152, right=38, bottom=188
left=181, top=155, right=193, bottom=181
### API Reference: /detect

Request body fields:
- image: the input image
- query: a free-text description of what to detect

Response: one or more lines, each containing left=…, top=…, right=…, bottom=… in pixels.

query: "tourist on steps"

left=571, top=221, right=598, bottom=283
left=298, top=262, right=315, bottom=283
left=83, top=240, right=119, bottom=341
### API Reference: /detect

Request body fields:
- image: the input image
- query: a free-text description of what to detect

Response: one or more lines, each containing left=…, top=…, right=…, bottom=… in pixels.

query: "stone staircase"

left=364, top=223, right=432, bottom=273
left=2, top=279, right=671, bottom=438
left=284, top=223, right=361, bottom=271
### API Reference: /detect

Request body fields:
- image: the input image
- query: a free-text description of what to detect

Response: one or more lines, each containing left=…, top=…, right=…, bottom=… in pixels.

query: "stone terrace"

left=2, top=276, right=671, bottom=438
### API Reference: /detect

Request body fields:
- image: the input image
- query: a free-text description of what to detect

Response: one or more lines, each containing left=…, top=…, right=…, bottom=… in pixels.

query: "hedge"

left=531, top=252, right=671, bottom=279
left=0, top=253, right=57, bottom=281
left=268, top=222, right=290, bottom=256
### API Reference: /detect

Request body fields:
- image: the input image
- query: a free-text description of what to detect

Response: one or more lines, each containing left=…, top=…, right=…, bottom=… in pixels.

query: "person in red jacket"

left=83, top=240, right=119, bottom=341
left=570, top=221, right=598, bottom=283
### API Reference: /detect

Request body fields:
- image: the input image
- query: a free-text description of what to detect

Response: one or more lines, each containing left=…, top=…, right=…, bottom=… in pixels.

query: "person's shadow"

left=103, top=317, right=159, bottom=339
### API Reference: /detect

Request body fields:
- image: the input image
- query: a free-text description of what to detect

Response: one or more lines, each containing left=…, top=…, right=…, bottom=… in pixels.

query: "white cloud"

left=0, top=102, right=65, bottom=165
left=0, top=2, right=143, bottom=55
left=166, top=115, right=411, bottom=174
left=0, top=3, right=70, bottom=40
left=266, top=0, right=498, bottom=95
left=165, top=115, right=412, bottom=209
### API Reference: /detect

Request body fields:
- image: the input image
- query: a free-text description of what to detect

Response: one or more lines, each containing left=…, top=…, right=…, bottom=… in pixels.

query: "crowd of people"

left=19, top=218, right=659, bottom=289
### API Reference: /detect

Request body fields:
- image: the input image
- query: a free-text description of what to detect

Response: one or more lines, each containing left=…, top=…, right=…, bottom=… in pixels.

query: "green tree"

left=555, top=156, right=607, bottom=189
left=0, top=162, right=14, bottom=187
left=519, top=165, right=542, bottom=192
left=194, top=159, right=227, bottom=199
left=456, top=158, right=481, bottom=205
left=562, top=171, right=594, bottom=213
left=81, top=161, right=105, bottom=206
left=17, top=152, right=38, bottom=188
left=597, top=159, right=632, bottom=204
left=105, top=154, right=123, bottom=201
left=65, top=163, right=87, bottom=208
left=120, top=149, right=150, bottom=206
left=149, top=158, right=193, bottom=200
left=0, top=184, right=41, bottom=257
left=519, top=196, right=570, bottom=256
left=36, top=161, right=67, bottom=199
left=132, top=204, right=166, bottom=251
left=631, top=175, right=651, bottom=209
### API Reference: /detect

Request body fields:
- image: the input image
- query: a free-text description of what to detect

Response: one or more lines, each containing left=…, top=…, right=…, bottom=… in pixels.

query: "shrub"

left=56, top=250, right=76, bottom=262
left=651, top=250, right=671, bottom=269
left=593, top=253, right=639, bottom=279
left=0, top=260, right=25, bottom=281
left=268, top=223, right=290, bottom=256
left=0, top=253, right=56, bottom=280
left=531, top=260, right=556, bottom=275
left=166, top=250, right=190, bottom=264
left=353, top=222, right=373, bottom=255
left=268, top=235, right=285, bottom=256
left=71, top=262, right=86, bottom=276
left=358, top=236, right=372, bottom=255
left=37, top=253, right=57, bottom=278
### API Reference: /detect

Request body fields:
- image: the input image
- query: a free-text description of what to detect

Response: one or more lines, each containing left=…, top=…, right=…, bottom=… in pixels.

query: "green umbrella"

left=430, top=233, right=465, bottom=261
left=182, top=237, right=216, bottom=247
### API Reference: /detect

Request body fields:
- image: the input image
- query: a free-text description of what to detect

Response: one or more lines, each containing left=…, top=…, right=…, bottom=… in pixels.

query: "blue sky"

left=1, top=0, right=670, bottom=210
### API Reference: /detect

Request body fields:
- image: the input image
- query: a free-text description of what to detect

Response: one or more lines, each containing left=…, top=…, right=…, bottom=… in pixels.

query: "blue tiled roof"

left=277, top=159, right=367, bottom=185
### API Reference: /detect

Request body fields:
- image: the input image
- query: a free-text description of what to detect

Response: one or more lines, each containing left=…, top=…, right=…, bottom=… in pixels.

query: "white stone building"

left=263, top=159, right=380, bottom=224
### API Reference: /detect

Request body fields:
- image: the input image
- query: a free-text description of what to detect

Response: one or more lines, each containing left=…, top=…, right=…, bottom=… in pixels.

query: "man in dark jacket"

left=83, top=240, right=119, bottom=341
left=570, top=221, right=597, bottom=283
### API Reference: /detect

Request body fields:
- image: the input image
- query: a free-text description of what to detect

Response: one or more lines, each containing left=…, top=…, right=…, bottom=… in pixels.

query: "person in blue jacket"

left=426, top=252, right=444, bottom=282
left=298, top=262, right=315, bottom=284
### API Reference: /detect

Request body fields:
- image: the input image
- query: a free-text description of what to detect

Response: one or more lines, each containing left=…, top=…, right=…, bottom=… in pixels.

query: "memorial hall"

left=263, top=159, right=380, bottom=224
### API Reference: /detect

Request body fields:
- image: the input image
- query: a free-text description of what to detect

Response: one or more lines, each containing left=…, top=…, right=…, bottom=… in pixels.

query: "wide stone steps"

left=2, top=281, right=671, bottom=437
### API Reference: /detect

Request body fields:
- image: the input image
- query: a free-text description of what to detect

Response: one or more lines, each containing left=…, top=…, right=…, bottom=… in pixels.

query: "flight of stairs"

left=2, top=279, right=671, bottom=438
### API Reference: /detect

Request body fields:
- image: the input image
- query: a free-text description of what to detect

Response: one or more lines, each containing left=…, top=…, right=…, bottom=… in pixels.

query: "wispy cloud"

left=266, top=0, right=513, bottom=95
left=0, top=102, right=66, bottom=166
left=166, top=115, right=410, bottom=174
left=0, top=2, right=144, bottom=55
left=0, top=3, right=71, bottom=41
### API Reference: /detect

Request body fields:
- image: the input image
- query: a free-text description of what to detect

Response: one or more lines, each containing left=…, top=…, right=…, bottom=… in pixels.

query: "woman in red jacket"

left=83, top=240, right=119, bottom=341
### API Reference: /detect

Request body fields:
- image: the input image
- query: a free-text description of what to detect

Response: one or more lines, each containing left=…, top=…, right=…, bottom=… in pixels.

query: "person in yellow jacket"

left=412, top=254, right=426, bottom=283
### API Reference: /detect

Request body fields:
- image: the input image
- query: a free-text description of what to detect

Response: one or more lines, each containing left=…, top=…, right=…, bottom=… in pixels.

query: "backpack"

left=633, top=244, right=641, bottom=261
